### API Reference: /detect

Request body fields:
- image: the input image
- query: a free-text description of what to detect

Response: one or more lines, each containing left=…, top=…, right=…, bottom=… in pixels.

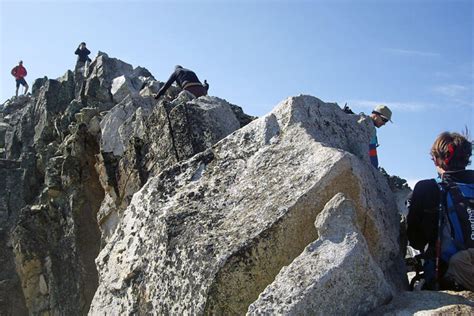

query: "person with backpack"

left=75, top=42, right=92, bottom=76
left=11, top=60, right=29, bottom=97
left=407, top=131, right=474, bottom=290
left=154, top=65, right=209, bottom=100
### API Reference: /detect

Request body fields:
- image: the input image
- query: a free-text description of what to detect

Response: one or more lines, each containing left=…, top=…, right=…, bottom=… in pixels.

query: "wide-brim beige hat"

left=373, top=104, right=393, bottom=122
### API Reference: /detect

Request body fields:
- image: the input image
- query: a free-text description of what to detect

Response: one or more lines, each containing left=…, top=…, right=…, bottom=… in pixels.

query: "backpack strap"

left=444, top=182, right=468, bottom=250
left=434, top=180, right=448, bottom=288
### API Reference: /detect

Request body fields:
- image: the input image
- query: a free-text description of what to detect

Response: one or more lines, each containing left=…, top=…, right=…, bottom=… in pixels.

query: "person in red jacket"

left=11, top=60, right=29, bottom=97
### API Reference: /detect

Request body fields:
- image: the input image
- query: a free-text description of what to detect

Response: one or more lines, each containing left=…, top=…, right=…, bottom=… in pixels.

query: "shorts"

left=185, top=85, right=207, bottom=98
left=16, top=78, right=27, bottom=88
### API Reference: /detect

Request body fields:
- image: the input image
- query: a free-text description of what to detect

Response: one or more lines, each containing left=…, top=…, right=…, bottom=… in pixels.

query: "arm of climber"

left=406, top=183, right=429, bottom=251
left=155, top=71, right=177, bottom=99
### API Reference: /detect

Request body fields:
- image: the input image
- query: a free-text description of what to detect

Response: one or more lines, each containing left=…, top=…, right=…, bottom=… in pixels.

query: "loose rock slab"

left=247, top=193, right=392, bottom=315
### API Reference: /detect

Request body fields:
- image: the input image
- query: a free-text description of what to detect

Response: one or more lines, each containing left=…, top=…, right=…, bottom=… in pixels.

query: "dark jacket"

left=156, top=67, right=202, bottom=99
left=75, top=47, right=91, bottom=63
left=407, top=169, right=474, bottom=255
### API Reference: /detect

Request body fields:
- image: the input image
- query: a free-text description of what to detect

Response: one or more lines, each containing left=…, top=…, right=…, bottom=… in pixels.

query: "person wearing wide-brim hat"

left=359, top=105, right=392, bottom=168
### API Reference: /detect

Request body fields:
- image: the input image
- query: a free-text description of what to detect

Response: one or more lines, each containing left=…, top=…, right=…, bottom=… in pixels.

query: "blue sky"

left=1, top=0, right=472, bottom=187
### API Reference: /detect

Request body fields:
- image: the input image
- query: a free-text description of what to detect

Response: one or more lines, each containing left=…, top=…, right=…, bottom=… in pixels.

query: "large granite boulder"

left=89, top=95, right=406, bottom=315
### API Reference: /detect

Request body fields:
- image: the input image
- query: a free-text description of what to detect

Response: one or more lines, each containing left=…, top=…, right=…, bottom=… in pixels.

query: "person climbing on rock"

left=407, top=131, right=474, bottom=291
left=203, top=79, right=209, bottom=92
left=75, top=42, right=92, bottom=76
left=154, top=65, right=209, bottom=100
left=351, top=104, right=392, bottom=168
left=11, top=60, right=29, bottom=97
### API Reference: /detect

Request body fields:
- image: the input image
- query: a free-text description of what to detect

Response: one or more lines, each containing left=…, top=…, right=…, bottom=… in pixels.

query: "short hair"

left=80, top=42, right=86, bottom=45
left=431, top=131, right=472, bottom=171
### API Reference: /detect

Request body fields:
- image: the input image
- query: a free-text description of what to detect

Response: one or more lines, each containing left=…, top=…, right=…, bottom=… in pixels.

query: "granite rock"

left=90, top=95, right=406, bottom=315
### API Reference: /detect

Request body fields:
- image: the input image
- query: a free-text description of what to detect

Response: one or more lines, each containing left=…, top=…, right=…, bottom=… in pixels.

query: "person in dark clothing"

left=75, top=42, right=91, bottom=63
left=154, top=65, right=208, bottom=100
left=75, top=42, right=92, bottom=76
left=407, top=131, right=474, bottom=290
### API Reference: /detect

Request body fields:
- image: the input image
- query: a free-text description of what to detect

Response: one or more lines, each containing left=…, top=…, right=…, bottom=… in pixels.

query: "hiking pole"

left=434, top=182, right=446, bottom=290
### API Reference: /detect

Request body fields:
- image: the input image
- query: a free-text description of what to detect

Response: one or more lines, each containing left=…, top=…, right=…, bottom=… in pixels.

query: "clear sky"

left=1, top=0, right=472, bottom=188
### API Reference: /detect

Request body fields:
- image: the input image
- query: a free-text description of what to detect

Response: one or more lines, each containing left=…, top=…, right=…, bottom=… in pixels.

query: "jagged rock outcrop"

left=0, top=52, right=252, bottom=315
left=0, top=159, right=28, bottom=315
left=0, top=69, right=97, bottom=314
left=78, top=52, right=154, bottom=109
left=89, top=95, right=407, bottom=315
left=0, top=122, right=8, bottom=158
left=8, top=119, right=104, bottom=315
left=100, top=94, right=154, bottom=157
left=380, top=167, right=411, bottom=216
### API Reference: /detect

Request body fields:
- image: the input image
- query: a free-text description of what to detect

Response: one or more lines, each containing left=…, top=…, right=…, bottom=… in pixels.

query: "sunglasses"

left=380, top=116, right=389, bottom=123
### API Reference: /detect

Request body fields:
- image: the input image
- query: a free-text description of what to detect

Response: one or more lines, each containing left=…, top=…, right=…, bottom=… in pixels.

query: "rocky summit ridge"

left=0, top=53, right=472, bottom=315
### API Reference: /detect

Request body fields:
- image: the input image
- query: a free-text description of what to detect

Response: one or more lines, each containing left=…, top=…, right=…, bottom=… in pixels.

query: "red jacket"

left=11, top=65, right=27, bottom=79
